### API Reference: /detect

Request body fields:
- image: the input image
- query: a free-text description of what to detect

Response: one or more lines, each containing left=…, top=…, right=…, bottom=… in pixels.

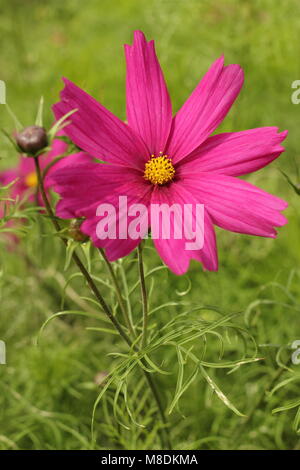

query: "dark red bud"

left=16, top=126, right=48, bottom=155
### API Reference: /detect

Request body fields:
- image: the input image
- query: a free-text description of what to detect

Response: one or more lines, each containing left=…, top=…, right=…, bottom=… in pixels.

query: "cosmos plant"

left=0, top=31, right=289, bottom=449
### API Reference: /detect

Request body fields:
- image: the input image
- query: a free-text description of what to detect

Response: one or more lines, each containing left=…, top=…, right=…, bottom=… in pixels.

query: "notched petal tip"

left=226, top=63, right=244, bottom=84
left=279, top=200, right=289, bottom=212
left=124, top=30, right=148, bottom=49
left=217, top=54, right=225, bottom=65
left=167, top=54, right=244, bottom=162
left=52, top=78, right=75, bottom=118
left=133, top=30, right=148, bottom=43
left=278, top=129, right=288, bottom=145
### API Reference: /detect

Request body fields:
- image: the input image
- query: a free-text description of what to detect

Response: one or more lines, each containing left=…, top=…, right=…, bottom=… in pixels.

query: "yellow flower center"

left=25, top=171, right=38, bottom=188
left=144, top=154, right=175, bottom=185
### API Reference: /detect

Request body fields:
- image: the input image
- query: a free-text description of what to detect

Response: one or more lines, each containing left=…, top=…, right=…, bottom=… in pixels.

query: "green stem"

left=34, top=157, right=132, bottom=346
left=119, top=260, right=135, bottom=333
left=34, top=157, right=171, bottom=449
left=137, top=243, right=148, bottom=349
left=98, top=248, right=135, bottom=338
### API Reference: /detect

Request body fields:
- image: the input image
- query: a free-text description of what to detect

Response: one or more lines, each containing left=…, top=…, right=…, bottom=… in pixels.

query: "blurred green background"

left=0, top=0, right=300, bottom=450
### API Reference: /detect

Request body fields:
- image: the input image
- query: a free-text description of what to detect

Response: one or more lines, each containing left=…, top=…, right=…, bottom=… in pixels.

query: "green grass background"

left=0, top=0, right=300, bottom=450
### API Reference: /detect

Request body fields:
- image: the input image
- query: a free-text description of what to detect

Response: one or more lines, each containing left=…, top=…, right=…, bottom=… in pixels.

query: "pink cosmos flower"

left=50, top=30, right=288, bottom=275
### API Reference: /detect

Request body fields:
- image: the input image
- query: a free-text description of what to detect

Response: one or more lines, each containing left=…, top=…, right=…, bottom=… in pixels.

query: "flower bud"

left=16, top=126, right=48, bottom=155
left=68, top=219, right=89, bottom=243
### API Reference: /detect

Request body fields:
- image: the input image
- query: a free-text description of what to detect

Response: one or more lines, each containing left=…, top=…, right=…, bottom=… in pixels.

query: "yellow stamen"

left=144, top=154, right=175, bottom=185
left=25, top=171, right=38, bottom=188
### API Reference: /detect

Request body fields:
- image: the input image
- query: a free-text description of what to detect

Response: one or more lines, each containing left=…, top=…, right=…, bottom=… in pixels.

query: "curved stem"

left=34, top=157, right=172, bottom=449
left=137, top=243, right=148, bottom=349
left=98, top=248, right=135, bottom=338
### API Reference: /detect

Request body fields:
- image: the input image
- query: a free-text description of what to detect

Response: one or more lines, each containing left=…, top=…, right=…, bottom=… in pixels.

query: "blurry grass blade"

left=1, top=128, right=21, bottom=152
left=293, top=407, right=300, bottom=433
left=148, top=302, right=180, bottom=317
left=279, top=169, right=300, bottom=196
left=5, top=104, right=22, bottom=131
left=268, top=376, right=299, bottom=397
left=37, top=310, right=105, bottom=345
left=272, top=398, right=300, bottom=414
left=60, top=272, right=83, bottom=309
left=86, top=326, right=118, bottom=336
left=35, top=96, right=44, bottom=126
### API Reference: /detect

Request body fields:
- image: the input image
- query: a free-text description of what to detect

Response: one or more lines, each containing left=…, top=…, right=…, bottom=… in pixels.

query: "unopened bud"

left=16, top=126, right=48, bottom=155
left=68, top=219, right=89, bottom=243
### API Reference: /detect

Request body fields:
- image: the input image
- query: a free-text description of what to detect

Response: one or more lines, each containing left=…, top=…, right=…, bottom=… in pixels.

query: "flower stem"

left=34, top=157, right=171, bottom=449
left=98, top=248, right=136, bottom=338
left=137, top=243, right=148, bottom=349
left=119, top=260, right=134, bottom=331
left=34, top=157, right=132, bottom=345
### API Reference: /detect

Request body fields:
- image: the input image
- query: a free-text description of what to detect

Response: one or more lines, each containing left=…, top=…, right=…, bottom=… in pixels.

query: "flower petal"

left=150, top=183, right=218, bottom=274
left=45, top=151, right=94, bottom=189
left=53, top=78, right=149, bottom=170
left=81, top=194, right=149, bottom=262
left=50, top=161, right=147, bottom=217
left=179, top=128, right=288, bottom=176
left=166, top=56, right=244, bottom=163
left=50, top=161, right=152, bottom=260
left=125, top=30, right=172, bottom=155
left=179, top=172, right=288, bottom=238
